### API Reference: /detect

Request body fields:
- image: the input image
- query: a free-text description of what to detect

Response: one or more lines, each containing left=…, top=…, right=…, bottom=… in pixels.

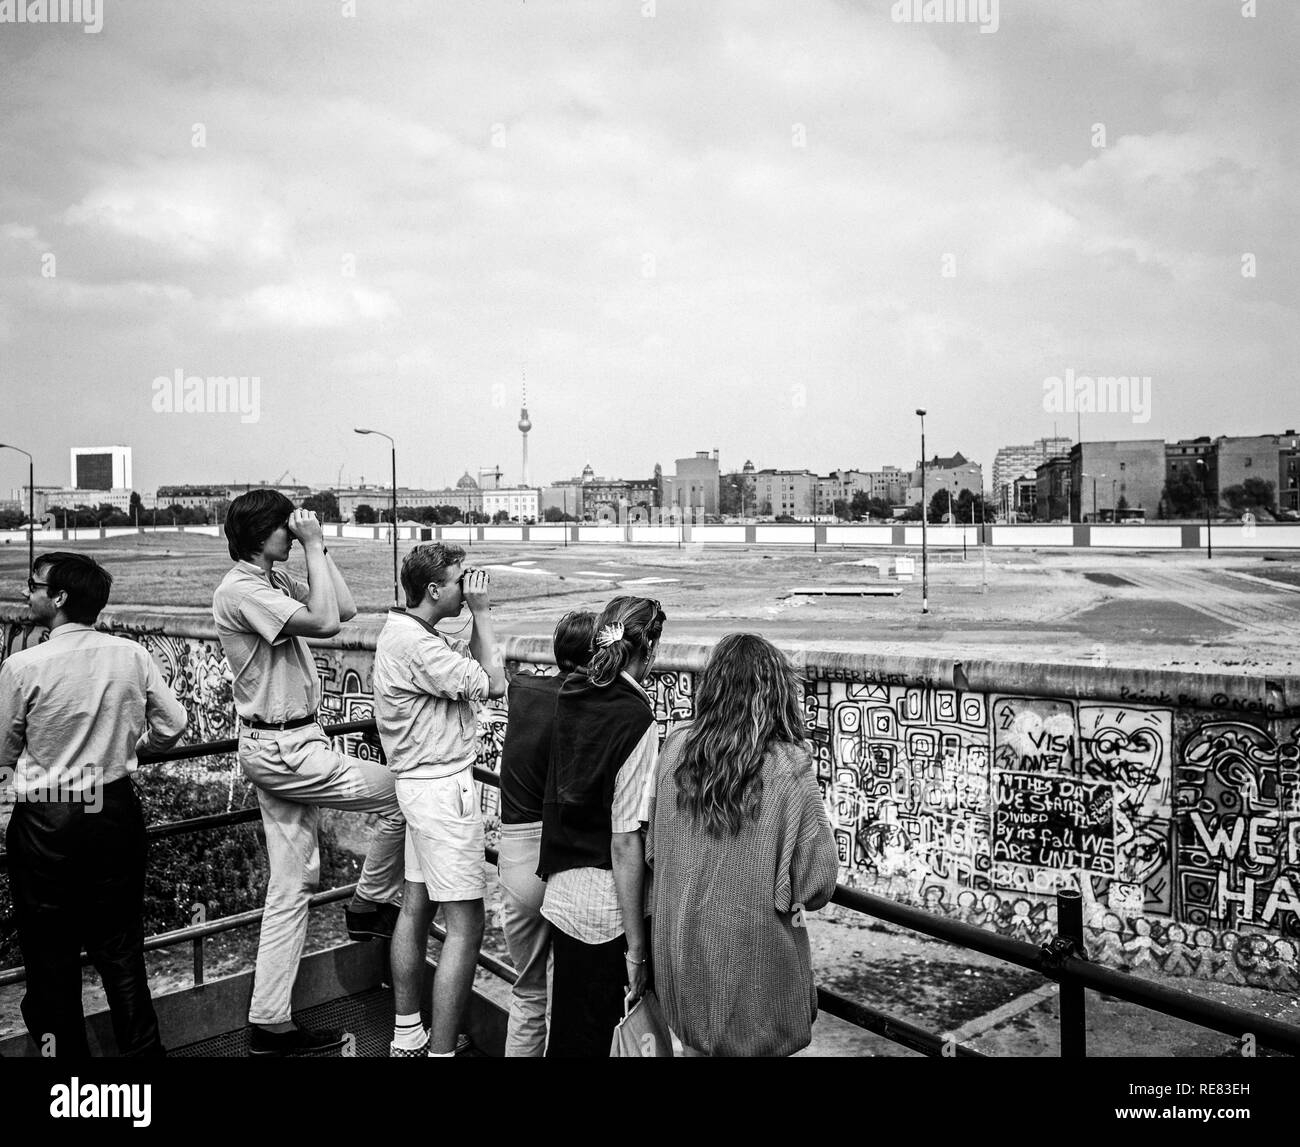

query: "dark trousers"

left=546, top=928, right=626, bottom=1058
left=6, top=778, right=164, bottom=1057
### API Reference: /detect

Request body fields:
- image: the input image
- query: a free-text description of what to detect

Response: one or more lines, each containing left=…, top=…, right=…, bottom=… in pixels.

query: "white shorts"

left=396, top=770, right=487, bottom=902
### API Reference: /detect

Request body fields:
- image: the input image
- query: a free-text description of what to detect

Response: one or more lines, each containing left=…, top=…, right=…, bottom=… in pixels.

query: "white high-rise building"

left=70, top=445, right=132, bottom=490
left=993, top=438, right=1070, bottom=504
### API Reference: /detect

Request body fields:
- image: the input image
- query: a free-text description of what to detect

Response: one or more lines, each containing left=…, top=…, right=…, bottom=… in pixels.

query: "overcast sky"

left=1, top=0, right=1296, bottom=495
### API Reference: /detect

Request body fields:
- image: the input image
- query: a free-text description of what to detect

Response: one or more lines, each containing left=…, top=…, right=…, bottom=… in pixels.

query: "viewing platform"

left=2, top=599, right=1299, bottom=1059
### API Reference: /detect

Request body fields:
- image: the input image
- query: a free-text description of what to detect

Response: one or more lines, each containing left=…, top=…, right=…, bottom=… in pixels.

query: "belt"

left=241, top=712, right=318, bottom=731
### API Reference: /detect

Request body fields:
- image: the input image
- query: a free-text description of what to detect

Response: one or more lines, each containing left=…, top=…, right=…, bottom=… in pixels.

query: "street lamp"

left=354, top=428, right=399, bottom=603
left=1195, top=458, right=1212, bottom=560
left=916, top=409, right=928, bottom=614
left=1082, top=472, right=1106, bottom=523
left=0, top=443, right=34, bottom=577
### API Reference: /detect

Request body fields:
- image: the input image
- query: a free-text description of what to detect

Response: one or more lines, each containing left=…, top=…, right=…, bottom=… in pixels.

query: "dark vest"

left=498, top=672, right=565, bottom=825
left=538, top=671, right=654, bottom=878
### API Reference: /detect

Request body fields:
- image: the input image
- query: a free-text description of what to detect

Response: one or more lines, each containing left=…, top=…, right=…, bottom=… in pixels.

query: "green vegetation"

left=0, top=770, right=361, bottom=970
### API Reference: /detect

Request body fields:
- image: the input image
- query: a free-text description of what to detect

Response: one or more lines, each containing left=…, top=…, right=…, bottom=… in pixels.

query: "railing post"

left=1056, top=888, right=1085, bottom=1058
left=193, top=936, right=205, bottom=987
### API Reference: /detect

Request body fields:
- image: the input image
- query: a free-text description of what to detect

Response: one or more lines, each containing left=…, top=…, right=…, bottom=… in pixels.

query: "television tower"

left=518, top=371, right=532, bottom=487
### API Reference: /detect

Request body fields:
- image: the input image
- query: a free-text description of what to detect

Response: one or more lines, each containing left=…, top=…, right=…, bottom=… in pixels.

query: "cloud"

left=28, top=279, right=194, bottom=314
left=218, top=279, right=395, bottom=330
left=64, top=160, right=288, bottom=264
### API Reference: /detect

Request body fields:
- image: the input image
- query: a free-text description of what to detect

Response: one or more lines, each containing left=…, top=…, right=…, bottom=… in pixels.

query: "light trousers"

left=239, top=724, right=404, bottom=1025
left=497, top=821, right=551, bottom=1057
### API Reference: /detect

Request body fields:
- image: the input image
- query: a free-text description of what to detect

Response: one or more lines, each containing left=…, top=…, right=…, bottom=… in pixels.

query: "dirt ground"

left=4, top=533, right=1300, bottom=673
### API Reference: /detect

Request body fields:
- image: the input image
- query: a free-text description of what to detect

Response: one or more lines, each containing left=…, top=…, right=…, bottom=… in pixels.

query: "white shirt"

left=0, top=624, right=188, bottom=799
left=372, top=609, right=490, bottom=779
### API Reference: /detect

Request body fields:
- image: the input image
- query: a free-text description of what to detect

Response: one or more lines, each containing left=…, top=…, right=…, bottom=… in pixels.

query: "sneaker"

left=248, top=1024, right=347, bottom=1057
left=390, top=1036, right=430, bottom=1058
left=345, top=900, right=400, bottom=941
left=421, top=1033, right=473, bottom=1056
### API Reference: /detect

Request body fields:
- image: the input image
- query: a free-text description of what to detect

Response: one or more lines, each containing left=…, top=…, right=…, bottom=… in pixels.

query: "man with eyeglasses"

left=1, top=551, right=188, bottom=1057
left=371, top=542, right=506, bottom=1056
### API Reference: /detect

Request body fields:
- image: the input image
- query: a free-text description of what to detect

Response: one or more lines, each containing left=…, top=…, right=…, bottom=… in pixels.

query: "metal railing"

left=2, top=717, right=1298, bottom=1057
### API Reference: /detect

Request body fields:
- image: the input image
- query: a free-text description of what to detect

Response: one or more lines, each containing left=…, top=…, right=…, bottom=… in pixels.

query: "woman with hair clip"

left=646, top=633, right=838, bottom=1056
left=538, top=595, right=666, bottom=1057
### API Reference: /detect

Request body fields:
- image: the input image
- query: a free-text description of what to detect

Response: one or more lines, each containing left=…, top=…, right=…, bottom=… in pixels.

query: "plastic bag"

left=609, top=990, right=674, bottom=1057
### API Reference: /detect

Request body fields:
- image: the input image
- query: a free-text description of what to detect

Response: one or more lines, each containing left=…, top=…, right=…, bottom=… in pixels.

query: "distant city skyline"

left=2, top=1, right=1295, bottom=497
left=9, top=422, right=1298, bottom=506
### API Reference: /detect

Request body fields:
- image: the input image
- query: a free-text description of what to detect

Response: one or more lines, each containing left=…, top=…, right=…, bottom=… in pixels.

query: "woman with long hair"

left=538, top=595, right=666, bottom=1057
left=646, top=633, right=838, bottom=1056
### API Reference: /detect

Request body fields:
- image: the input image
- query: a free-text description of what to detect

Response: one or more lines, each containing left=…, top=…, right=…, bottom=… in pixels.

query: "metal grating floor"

left=169, top=987, right=482, bottom=1058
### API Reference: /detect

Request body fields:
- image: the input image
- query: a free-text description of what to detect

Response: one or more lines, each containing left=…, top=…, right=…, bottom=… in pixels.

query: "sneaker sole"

left=248, top=1036, right=349, bottom=1057
left=248, top=1043, right=347, bottom=1057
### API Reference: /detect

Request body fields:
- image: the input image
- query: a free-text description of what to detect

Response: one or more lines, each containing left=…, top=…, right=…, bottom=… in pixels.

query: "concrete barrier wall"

left=1, top=606, right=1297, bottom=991
left=5, top=521, right=1300, bottom=549
left=992, top=526, right=1076, bottom=547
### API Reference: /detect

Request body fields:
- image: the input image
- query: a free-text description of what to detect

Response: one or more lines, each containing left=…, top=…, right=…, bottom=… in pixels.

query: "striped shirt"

left=541, top=672, right=657, bottom=944
left=0, top=624, right=188, bottom=799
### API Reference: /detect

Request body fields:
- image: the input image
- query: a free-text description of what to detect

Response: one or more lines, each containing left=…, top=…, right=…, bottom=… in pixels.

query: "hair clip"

left=595, top=621, right=625, bottom=648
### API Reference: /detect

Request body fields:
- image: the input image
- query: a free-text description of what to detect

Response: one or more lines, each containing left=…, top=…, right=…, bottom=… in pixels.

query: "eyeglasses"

left=26, top=577, right=48, bottom=593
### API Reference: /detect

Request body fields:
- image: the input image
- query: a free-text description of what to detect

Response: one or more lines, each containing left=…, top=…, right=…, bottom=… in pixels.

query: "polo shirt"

left=212, top=560, right=319, bottom=723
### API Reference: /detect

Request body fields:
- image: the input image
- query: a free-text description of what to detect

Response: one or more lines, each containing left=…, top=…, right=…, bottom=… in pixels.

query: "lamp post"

left=1196, top=458, right=1212, bottom=560
left=916, top=409, right=928, bottom=614
left=952, top=477, right=966, bottom=560
left=354, top=428, right=399, bottom=603
left=0, top=443, right=35, bottom=577
left=1081, top=472, right=1106, bottom=523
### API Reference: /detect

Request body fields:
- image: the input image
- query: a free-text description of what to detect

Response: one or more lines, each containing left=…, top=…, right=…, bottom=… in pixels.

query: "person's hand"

left=287, top=508, right=324, bottom=547
left=462, top=567, right=491, bottom=613
left=624, top=953, right=648, bottom=1001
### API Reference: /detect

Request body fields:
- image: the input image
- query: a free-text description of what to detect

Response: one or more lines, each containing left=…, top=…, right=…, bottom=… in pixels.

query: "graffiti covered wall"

left=1, top=608, right=1296, bottom=990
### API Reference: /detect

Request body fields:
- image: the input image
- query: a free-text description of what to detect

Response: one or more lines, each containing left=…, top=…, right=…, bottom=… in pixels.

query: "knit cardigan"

left=646, top=728, right=840, bottom=1057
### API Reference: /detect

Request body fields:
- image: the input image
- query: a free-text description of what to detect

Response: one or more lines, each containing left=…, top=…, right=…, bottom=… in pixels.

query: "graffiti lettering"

left=2, top=610, right=1297, bottom=989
